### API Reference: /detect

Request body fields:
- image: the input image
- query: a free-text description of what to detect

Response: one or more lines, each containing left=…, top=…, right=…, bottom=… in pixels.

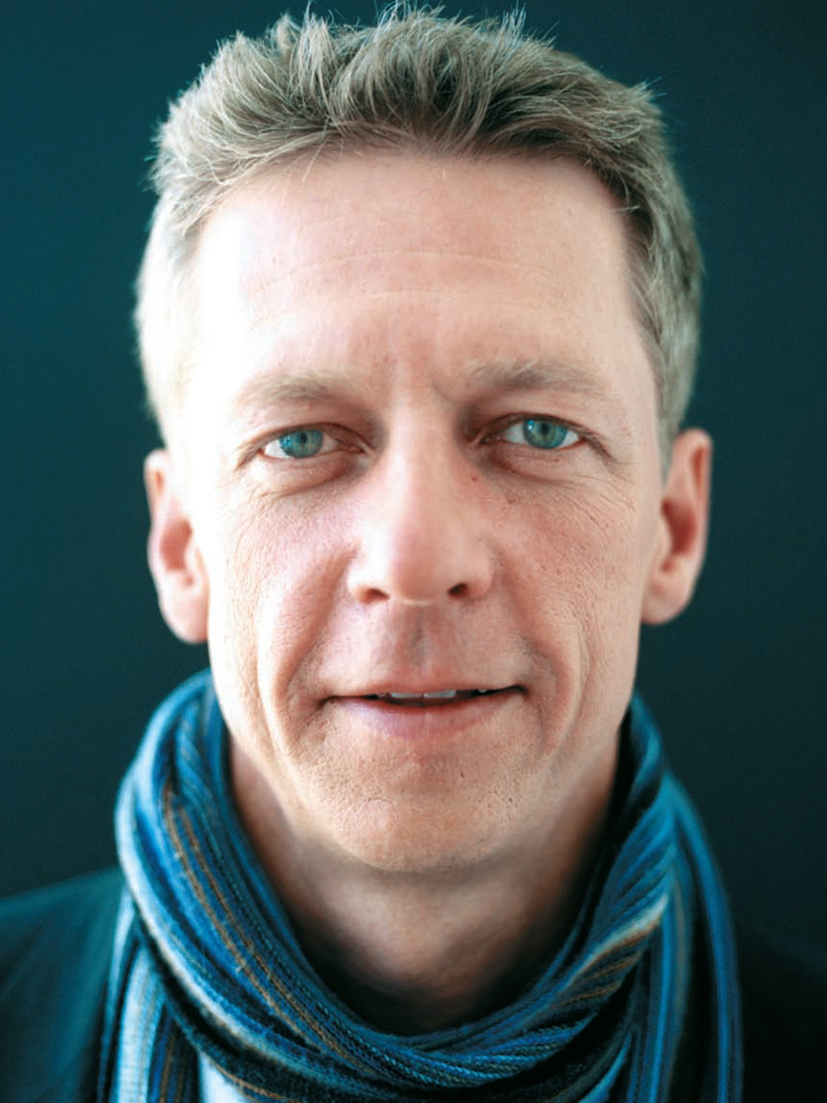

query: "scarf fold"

left=99, top=671, right=741, bottom=1102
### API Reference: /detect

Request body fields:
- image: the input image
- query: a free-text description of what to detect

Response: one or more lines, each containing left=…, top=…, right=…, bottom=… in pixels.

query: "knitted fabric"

left=99, top=671, right=741, bottom=1102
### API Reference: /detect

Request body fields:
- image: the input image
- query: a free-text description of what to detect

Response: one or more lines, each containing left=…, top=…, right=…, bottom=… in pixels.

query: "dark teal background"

left=2, top=1, right=825, bottom=946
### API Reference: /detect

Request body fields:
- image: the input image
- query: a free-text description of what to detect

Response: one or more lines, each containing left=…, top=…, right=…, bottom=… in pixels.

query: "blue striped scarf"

left=99, top=671, right=742, bottom=1102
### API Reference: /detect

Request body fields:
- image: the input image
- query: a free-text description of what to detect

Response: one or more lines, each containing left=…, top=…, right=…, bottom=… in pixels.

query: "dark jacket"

left=0, top=868, right=825, bottom=1102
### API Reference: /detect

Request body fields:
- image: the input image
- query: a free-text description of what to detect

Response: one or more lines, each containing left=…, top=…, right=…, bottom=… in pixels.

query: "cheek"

left=514, top=482, right=659, bottom=674
left=526, top=481, right=656, bottom=595
left=202, top=496, right=350, bottom=697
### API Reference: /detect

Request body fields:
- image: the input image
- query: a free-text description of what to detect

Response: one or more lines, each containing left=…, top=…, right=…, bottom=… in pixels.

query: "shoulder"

left=0, top=865, right=123, bottom=949
left=0, top=867, right=123, bottom=1103
left=737, top=921, right=827, bottom=1100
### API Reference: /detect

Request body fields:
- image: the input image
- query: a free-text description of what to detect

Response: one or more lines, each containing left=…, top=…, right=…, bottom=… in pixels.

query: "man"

left=1, top=6, right=824, bottom=1101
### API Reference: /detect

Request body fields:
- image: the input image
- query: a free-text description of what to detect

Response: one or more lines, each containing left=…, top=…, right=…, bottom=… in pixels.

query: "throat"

left=297, top=898, right=556, bottom=1034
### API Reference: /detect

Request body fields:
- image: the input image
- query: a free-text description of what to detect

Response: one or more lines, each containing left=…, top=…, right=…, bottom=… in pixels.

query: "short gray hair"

left=136, top=4, right=702, bottom=463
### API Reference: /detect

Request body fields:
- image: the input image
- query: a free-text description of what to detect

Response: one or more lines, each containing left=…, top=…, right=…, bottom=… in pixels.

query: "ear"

left=144, top=449, right=209, bottom=644
left=642, top=429, right=712, bottom=625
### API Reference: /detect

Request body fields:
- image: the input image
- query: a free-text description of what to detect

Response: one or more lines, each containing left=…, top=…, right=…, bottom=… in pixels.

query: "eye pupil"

left=523, top=419, right=567, bottom=449
left=279, top=428, right=324, bottom=458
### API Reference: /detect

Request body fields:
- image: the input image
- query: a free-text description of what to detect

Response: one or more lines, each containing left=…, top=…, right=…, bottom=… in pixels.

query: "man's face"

left=148, top=153, right=708, bottom=875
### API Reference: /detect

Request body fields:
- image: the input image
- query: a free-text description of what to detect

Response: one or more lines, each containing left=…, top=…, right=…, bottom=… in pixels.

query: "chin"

left=316, top=788, right=526, bottom=875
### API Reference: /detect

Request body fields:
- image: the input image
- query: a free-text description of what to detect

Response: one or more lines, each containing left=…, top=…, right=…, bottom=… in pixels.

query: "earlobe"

left=642, top=429, right=712, bottom=626
left=144, top=449, right=209, bottom=644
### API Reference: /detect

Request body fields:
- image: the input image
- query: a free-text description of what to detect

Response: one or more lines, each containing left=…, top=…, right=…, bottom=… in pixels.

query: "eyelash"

left=259, top=416, right=583, bottom=462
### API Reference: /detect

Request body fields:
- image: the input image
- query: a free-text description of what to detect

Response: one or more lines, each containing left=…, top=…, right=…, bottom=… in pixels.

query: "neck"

left=231, top=745, right=616, bottom=1035
left=282, top=869, right=588, bottom=1034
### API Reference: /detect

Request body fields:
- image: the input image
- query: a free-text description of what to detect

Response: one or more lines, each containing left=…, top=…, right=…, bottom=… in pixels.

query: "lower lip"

left=327, top=689, right=522, bottom=741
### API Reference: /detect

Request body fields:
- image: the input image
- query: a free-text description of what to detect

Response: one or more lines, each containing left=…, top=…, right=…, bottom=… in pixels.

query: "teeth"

left=389, top=690, right=458, bottom=700
left=364, top=689, right=502, bottom=703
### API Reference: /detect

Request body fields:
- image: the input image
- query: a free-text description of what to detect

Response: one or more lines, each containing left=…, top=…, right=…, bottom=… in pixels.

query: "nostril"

left=360, top=585, right=391, bottom=604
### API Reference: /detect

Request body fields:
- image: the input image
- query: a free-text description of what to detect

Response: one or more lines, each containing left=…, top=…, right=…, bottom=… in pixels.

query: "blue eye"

left=266, top=428, right=326, bottom=459
left=500, top=418, right=579, bottom=450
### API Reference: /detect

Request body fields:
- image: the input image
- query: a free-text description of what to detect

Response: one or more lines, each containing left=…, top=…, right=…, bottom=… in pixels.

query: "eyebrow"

left=228, top=370, right=359, bottom=423
left=464, top=358, right=612, bottom=399
left=228, top=356, right=614, bottom=423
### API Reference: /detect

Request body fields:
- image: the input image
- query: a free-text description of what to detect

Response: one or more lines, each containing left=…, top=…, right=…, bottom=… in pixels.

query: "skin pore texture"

left=145, top=152, right=711, bottom=1034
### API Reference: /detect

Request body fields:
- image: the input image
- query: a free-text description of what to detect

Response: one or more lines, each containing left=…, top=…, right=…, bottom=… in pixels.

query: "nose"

left=347, top=435, right=495, bottom=606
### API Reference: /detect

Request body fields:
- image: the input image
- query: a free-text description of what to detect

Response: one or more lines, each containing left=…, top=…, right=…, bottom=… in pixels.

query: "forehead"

left=199, top=152, right=632, bottom=305
left=189, top=152, right=652, bottom=422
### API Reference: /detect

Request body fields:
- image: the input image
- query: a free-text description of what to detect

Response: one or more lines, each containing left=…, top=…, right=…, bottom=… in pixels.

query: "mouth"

left=360, top=688, right=514, bottom=707
left=328, top=685, right=522, bottom=739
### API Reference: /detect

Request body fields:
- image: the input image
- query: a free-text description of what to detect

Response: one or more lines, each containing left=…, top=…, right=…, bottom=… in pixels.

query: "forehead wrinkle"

left=243, top=289, right=620, bottom=337
left=242, top=249, right=564, bottom=316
